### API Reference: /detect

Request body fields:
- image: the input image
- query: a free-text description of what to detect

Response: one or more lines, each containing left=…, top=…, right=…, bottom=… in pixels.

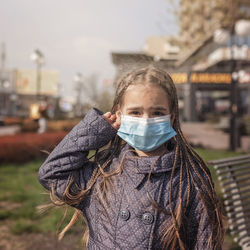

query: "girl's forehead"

left=121, top=83, right=170, bottom=109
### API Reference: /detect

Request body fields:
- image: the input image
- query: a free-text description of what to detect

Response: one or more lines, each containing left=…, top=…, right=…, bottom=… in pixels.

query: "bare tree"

left=77, top=73, right=114, bottom=114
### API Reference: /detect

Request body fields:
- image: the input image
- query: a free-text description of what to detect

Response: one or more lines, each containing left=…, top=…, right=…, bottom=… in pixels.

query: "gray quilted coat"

left=38, top=108, right=216, bottom=249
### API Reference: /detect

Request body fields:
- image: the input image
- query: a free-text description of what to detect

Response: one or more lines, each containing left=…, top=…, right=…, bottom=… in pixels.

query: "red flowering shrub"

left=0, top=131, right=67, bottom=163
left=3, top=117, right=23, bottom=126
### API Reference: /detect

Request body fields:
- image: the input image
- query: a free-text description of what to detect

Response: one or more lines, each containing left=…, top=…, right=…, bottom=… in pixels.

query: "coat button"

left=120, top=209, right=130, bottom=221
left=142, top=212, right=154, bottom=225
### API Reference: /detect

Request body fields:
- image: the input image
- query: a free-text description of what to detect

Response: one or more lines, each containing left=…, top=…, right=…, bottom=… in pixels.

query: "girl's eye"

left=152, top=111, right=165, bottom=116
left=129, top=111, right=141, bottom=116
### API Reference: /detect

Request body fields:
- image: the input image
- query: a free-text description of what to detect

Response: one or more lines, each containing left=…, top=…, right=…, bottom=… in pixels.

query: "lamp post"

left=30, top=49, right=45, bottom=100
left=214, top=19, right=250, bottom=151
left=229, top=27, right=239, bottom=151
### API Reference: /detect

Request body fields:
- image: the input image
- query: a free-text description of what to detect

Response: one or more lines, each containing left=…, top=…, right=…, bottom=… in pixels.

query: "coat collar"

left=117, top=140, right=178, bottom=188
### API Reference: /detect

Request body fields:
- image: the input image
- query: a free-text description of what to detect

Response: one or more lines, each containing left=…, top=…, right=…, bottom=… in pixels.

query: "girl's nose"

left=142, top=113, right=150, bottom=119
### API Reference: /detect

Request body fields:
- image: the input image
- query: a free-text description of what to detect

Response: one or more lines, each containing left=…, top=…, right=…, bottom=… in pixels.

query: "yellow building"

left=13, top=69, right=59, bottom=117
left=15, top=69, right=58, bottom=96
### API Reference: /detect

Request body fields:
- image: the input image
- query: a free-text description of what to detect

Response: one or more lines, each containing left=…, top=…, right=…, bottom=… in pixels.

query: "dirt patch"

left=0, top=201, right=22, bottom=211
left=0, top=222, right=84, bottom=250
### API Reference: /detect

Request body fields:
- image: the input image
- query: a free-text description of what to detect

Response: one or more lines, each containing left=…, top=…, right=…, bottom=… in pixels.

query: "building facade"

left=0, top=68, right=59, bottom=118
left=179, top=0, right=250, bottom=50
left=0, top=69, right=17, bottom=117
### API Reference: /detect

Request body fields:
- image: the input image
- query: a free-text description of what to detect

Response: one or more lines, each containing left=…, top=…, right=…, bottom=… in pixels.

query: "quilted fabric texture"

left=38, top=108, right=216, bottom=250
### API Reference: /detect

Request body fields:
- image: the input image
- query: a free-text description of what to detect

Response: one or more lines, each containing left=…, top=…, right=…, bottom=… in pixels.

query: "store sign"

left=170, top=73, right=188, bottom=84
left=190, top=73, right=231, bottom=84
left=170, top=73, right=232, bottom=84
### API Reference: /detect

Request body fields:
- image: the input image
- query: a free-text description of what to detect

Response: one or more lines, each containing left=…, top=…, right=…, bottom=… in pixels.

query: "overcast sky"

left=1, top=0, right=178, bottom=99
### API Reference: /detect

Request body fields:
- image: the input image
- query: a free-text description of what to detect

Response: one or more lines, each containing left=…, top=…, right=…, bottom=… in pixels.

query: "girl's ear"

left=115, top=109, right=122, bottom=119
left=113, top=105, right=121, bottom=118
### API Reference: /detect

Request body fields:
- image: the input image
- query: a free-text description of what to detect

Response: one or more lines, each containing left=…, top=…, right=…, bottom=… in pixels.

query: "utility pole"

left=229, top=0, right=241, bottom=151
left=0, top=43, right=6, bottom=117
left=1, top=42, right=5, bottom=71
left=0, top=42, right=6, bottom=84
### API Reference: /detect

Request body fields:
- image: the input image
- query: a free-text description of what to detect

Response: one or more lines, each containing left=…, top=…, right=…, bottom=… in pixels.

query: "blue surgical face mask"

left=117, top=114, right=177, bottom=152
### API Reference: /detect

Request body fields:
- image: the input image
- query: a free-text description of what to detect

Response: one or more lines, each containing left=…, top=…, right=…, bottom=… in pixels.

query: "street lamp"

left=30, top=49, right=45, bottom=100
left=214, top=19, right=250, bottom=151
left=235, top=20, right=250, bottom=37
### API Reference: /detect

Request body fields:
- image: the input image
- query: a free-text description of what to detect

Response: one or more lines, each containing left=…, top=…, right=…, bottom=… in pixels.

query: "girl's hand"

left=103, top=112, right=121, bottom=130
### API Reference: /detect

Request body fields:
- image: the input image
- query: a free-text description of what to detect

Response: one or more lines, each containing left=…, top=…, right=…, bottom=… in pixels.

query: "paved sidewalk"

left=0, top=125, right=21, bottom=136
left=181, top=122, right=250, bottom=152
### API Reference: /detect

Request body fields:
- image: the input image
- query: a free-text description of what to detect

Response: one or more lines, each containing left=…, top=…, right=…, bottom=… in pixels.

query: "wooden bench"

left=208, top=154, right=250, bottom=250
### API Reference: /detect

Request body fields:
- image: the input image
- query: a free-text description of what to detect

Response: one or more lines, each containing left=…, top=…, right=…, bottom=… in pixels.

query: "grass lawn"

left=196, top=147, right=244, bottom=184
left=0, top=161, right=84, bottom=250
left=0, top=148, right=245, bottom=249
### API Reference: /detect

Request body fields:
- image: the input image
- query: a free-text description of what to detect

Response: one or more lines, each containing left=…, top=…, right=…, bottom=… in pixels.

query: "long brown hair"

left=48, top=66, right=225, bottom=249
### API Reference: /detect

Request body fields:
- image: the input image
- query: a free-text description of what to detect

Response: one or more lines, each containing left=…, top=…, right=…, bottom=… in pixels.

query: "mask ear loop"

left=118, top=107, right=123, bottom=115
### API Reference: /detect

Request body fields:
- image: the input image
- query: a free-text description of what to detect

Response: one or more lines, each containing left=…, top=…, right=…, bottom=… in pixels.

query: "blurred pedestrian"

left=38, top=101, right=48, bottom=133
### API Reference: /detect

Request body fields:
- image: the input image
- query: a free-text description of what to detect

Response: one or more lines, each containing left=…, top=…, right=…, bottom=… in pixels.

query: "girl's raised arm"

left=38, top=108, right=117, bottom=201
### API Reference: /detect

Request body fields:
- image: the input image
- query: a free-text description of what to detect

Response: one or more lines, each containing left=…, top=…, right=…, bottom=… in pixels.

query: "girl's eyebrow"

left=126, top=106, right=142, bottom=110
left=150, top=106, right=168, bottom=110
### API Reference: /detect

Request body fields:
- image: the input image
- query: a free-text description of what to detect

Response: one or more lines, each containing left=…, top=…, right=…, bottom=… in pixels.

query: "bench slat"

left=209, top=154, right=250, bottom=249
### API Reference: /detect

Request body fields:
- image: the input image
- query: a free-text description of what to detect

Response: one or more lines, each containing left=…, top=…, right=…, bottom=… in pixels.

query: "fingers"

left=110, top=114, right=116, bottom=122
left=103, top=112, right=112, bottom=119
left=103, top=112, right=115, bottom=122
left=102, top=112, right=121, bottom=130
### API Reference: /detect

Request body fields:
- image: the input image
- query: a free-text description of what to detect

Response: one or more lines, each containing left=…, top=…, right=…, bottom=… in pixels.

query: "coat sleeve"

left=186, top=186, right=222, bottom=250
left=38, top=108, right=117, bottom=200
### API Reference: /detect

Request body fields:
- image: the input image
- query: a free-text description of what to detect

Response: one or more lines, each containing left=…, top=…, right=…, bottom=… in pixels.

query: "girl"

left=38, top=66, right=224, bottom=249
